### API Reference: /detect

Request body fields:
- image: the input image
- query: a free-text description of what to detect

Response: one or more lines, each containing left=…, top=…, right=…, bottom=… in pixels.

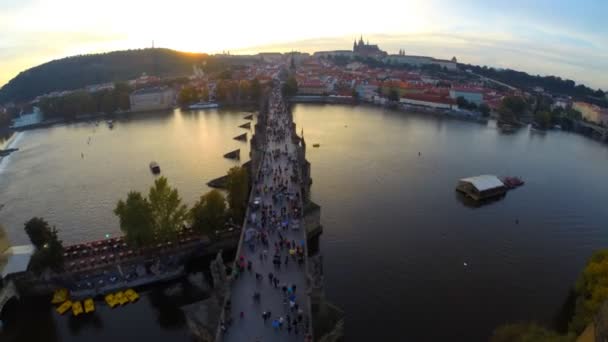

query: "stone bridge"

left=0, top=280, right=19, bottom=317
left=214, top=83, right=331, bottom=342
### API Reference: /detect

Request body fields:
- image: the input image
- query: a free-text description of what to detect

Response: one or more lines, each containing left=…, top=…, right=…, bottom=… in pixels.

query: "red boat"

left=501, top=176, right=525, bottom=189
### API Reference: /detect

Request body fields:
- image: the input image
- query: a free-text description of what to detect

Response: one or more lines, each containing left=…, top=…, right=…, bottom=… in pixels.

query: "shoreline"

left=0, top=131, right=24, bottom=173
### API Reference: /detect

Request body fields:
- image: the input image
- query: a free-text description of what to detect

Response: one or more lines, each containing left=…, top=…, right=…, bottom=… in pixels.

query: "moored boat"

left=501, top=176, right=525, bottom=189
left=72, top=301, right=84, bottom=316
left=188, top=102, right=219, bottom=110
left=51, top=288, right=69, bottom=304
left=105, top=293, right=118, bottom=308
left=56, top=300, right=73, bottom=315
left=125, top=288, right=140, bottom=303
left=84, top=298, right=95, bottom=313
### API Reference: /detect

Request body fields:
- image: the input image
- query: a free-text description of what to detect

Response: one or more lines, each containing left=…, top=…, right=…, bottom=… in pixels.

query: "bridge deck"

left=220, top=88, right=311, bottom=341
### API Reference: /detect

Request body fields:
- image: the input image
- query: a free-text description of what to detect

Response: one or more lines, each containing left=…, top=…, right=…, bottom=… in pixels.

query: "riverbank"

left=0, top=131, right=24, bottom=174
left=289, top=95, right=488, bottom=124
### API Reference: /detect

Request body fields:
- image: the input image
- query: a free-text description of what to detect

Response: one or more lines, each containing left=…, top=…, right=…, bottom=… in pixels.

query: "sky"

left=1, top=0, right=607, bottom=90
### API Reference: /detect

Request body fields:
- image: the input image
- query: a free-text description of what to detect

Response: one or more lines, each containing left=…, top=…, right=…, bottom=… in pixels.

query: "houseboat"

left=456, top=175, right=507, bottom=201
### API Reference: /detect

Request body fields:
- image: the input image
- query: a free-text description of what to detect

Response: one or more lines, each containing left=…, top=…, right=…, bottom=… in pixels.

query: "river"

left=1, top=104, right=608, bottom=341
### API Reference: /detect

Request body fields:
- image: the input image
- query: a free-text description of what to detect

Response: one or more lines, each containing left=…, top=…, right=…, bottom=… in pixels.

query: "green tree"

left=24, top=218, right=64, bottom=274
left=148, top=177, right=188, bottom=241
left=0, top=224, right=9, bottom=253
left=190, top=190, right=227, bottom=236
left=24, top=217, right=53, bottom=249
left=388, top=88, right=400, bottom=102
left=200, top=86, right=210, bottom=102
left=490, top=323, right=573, bottom=342
left=534, top=110, right=553, bottom=129
left=569, top=249, right=608, bottom=334
left=282, top=76, right=298, bottom=97
left=226, top=166, right=249, bottom=222
left=178, top=85, right=199, bottom=106
left=499, top=95, right=528, bottom=123
left=479, top=103, right=491, bottom=117
left=114, top=191, right=155, bottom=247
left=456, top=96, right=469, bottom=108
left=250, top=78, right=261, bottom=102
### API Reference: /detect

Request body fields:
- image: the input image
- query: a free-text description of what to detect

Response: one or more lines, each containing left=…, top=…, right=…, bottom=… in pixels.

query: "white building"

left=449, top=88, right=484, bottom=105
left=399, top=94, right=457, bottom=110
left=356, top=83, right=379, bottom=102
left=10, top=107, right=43, bottom=129
left=129, top=87, right=176, bottom=112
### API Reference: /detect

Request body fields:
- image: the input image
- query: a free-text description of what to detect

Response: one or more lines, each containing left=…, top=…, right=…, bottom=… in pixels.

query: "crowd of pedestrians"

left=220, top=86, right=312, bottom=342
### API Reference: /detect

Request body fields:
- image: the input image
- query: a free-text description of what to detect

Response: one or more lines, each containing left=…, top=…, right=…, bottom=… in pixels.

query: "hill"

left=461, top=63, right=606, bottom=106
left=0, top=48, right=209, bottom=104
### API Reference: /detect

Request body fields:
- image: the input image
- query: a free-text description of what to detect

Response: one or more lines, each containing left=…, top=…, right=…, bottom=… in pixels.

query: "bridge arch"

left=0, top=280, right=20, bottom=324
left=0, top=295, right=19, bottom=326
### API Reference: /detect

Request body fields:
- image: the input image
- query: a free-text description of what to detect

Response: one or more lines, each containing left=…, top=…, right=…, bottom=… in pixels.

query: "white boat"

left=188, top=102, right=219, bottom=110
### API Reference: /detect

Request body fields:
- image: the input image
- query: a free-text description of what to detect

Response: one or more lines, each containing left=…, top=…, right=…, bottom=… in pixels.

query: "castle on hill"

left=353, top=36, right=388, bottom=59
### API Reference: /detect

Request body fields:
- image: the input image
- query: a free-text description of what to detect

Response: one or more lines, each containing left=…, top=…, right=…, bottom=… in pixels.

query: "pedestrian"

left=262, top=311, right=267, bottom=322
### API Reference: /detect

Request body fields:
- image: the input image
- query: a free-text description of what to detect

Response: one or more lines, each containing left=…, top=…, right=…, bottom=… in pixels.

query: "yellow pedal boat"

left=105, top=293, right=118, bottom=308
left=51, top=288, right=69, bottom=304
left=72, top=301, right=84, bottom=316
left=56, top=300, right=72, bottom=315
left=84, top=298, right=95, bottom=313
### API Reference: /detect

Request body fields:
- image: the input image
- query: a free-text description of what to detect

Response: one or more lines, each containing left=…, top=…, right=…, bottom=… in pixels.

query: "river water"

left=1, top=105, right=608, bottom=341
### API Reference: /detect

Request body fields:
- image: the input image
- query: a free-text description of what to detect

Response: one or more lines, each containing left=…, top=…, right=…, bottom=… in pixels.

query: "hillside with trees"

left=0, top=48, right=209, bottom=104
left=462, top=64, right=606, bottom=106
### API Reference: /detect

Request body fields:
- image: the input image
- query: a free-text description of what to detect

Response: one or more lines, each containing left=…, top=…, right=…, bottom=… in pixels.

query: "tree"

left=226, top=166, right=249, bottom=222
left=569, top=249, right=608, bottom=334
left=479, top=103, right=491, bottom=117
left=250, top=78, right=261, bottom=103
left=178, top=85, right=199, bottom=106
left=23, top=218, right=64, bottom=274
left=534, top=110, right=553, bottom=129
left=282, top=76, right=298, bottom=97
left=148, top=177, right=188, bottom=241
left=190, top=190, right=227, bottom=236
left=0, top=224, right=9, bottom=253
left=456, top=96, right=469, bottom=108
left=490, top=323, right=573, bottom=342
left=24, top=217, right=53, bottom=250
left=114, top=191, right=155, bottom=247
left=388, top=88, right=400, bottom=102
left=499, top=95, right=528, bottom=123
